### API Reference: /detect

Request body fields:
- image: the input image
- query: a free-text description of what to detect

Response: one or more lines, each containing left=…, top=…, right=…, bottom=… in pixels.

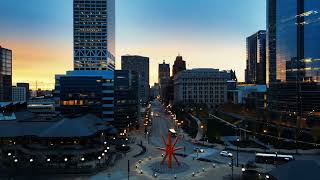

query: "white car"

left=220, top=151, right=233, bottom=157
left=194, top=147, right=205, bottom=153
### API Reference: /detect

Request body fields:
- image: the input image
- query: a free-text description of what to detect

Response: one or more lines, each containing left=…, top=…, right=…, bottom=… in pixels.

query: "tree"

left=311, top=126, right=320, bottom=143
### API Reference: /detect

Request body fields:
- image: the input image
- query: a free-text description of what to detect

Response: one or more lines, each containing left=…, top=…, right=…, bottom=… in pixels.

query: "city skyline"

left=0, top=0, right=266, bottom=89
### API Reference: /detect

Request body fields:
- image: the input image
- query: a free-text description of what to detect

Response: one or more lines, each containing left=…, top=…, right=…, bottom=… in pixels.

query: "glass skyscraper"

left=73, top=0, right=115, bottom=71
left=267, top=0, right=320, bottom=125
left=245, top=30, right=266, bottom=84
left=55, top=0, right=116, bottom=121
left=121, top=55, right=150, bottom=105
left=0, top=46, right=12, bottom=102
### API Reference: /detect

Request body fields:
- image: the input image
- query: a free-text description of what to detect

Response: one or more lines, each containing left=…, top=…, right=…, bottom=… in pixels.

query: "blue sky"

left=0, top=0, right=266, bottom=89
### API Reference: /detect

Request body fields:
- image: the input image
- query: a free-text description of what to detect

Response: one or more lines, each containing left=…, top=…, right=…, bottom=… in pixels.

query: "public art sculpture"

left=157, top=132, right=184, bottom=168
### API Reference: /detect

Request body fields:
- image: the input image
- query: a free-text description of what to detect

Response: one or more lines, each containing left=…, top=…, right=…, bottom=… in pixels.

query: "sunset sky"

left=0, top=0, right=266, bottom=90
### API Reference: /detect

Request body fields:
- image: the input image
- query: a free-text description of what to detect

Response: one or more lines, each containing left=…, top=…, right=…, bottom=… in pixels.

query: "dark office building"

left=245, top=30, right=266, bottom=84
left=158, top=61, right=171, bottom=103
left=158, top=60, right=170, bottom=82
left=55, top=71, right=114, bottom=122
left=17, top=83, right=30, bottom=101
left=172, top=55, right=186, bottom=77
left=121, top=55, right=149, bottom=105
left=0, top=46, right=12, bottom=102
left=267, top=0, right=320, bottom=126
left=114, top=70, right=139, bottom=130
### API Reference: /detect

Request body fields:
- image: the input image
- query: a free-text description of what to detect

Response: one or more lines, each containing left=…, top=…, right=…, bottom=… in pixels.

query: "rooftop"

left=0, top=114, right=117, bottom=138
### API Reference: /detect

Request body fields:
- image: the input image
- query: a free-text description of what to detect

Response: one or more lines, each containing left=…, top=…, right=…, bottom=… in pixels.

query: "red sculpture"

left=157, top=132, right=184, bottom=168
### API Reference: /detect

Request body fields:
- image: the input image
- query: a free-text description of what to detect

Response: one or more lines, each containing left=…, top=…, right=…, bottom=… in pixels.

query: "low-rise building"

left=55, top=70, right=114, bottom=122
left=12, top=86, right=26, bottom=102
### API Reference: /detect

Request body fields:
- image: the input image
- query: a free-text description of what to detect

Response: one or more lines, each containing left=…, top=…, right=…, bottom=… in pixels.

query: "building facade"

left=158, top=60, right=170, bottom=82
left=0, top=46, right=12, bottom=102
left=174, top=69, right=229, bottom=109
left=73, top=0, right=115, bottom=71
left=267, top=0, right=320, bottom=125
left=17, top=83, right=30, bottom=101
left=12, top=86, right=27, bottom=102
left=55, top=71, right=114, bottom=122
left=158, top=61, right=170, bottom=102
left=121, top=55, right=150, bottom=105
left=114, top=70, right=139, bottom=130
left=245, top=30, right=266, bottom=84
left=172, top=55, right=186, bottom=77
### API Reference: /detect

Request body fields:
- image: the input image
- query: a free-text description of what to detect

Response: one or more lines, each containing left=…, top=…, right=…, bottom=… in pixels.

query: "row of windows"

left=182, top=91, right=225, bottom=95
left=74, top=1, right=107, bottom=4
left=182, top=99, right=225, bottom=104
left=180, top=82, right=226, bottom=85
left=74, top=33, right=107, bottom=36
left=182, top=87, right=225, bottom=90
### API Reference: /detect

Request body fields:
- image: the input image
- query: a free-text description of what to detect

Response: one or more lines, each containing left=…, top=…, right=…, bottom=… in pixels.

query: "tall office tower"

left=267, top=0, right=320, bottom=125
left=73, top=0, right=115, bottom=71
left=172, top=55, right=186, bottom=77
left=158, top=61, right=171, bottom=102
left=121, top=55, right=150, bottom=105
left=17, top=83, right=30, bottom=101
left=114, top=70, right=139, bottom=130
left=159, top=60, right=170, bottom=82
left=0, top=46, right=12, bottom=102
left=245, top=30, right=266, bottom=84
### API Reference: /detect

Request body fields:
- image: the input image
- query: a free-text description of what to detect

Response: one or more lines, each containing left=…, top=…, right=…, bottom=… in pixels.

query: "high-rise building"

left=0, top=46, right=12, bottom=102
left=267, top=0, right=320, bottom=125
left=114, top=70, right=139, bottom=130
left=121, top=55, right=150, bottom=105
left=17, top=83, right=30, bottom=101
left=12, top=86, right=26, bottom=102
left=172, top=55, right=186, bottom=77
left=174, top=69, right=229, bottom=110
left=158, top=60, right=170, bottom=83
left=55, top=71, right=114, bottom=121
left=73, top=0, right=115, bottom=71
left=245, top=30, right=266, bottom=84
left=55, top=0, right=116, bottom=121
left=158, top=61, right=171, bottom=103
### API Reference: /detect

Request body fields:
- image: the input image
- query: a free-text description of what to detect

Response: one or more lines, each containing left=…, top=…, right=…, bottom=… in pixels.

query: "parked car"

left=220, top=151, right=232, bottom=157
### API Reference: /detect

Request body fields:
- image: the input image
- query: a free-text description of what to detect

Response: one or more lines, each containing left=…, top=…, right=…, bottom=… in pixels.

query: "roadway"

left=148, top=100, right=320, bottom=167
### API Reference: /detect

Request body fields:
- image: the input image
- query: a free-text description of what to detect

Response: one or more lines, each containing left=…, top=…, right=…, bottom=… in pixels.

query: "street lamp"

left=7, top=152, right=11, bottom=156
left=98, top=156, right=102, bottom=166
left=64, top=158, right=68, bottom=162
left=236, top=138, right=239, bottom=167
left=81, top=157, right=85, bottom=162
left=14, top=159, right=18, bottom=163
left=241, top=168, right=246, bottom=180
left=29, top=158, right=34, bottom=163
left=266, top=175, right=270, bottom=179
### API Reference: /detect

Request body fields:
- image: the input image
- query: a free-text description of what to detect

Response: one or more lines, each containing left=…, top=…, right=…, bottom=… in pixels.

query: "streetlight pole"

left=231, top=157, right=234, bottom=180
left=236, top=138, right=239, bottom=167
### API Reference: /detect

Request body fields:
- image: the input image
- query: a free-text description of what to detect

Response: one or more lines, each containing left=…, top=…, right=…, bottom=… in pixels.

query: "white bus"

left=255, top=153, right=294, bottom=164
